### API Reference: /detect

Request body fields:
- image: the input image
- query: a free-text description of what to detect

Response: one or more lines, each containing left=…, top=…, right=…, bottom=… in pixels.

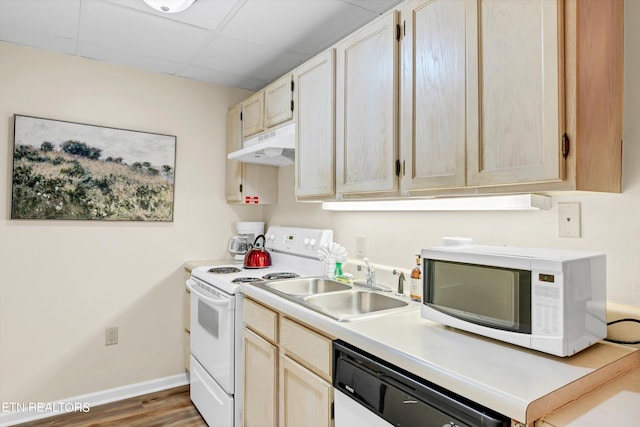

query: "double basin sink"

left=253, top=277, right=413, bottom=321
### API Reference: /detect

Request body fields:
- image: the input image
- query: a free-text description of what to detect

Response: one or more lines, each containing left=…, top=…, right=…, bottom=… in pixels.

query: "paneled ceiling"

left=0, top=0, right=403, bottom=90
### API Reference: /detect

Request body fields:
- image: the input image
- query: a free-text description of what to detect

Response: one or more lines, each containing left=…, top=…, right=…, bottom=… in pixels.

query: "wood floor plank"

left=13, top=385, right=207, bottom=427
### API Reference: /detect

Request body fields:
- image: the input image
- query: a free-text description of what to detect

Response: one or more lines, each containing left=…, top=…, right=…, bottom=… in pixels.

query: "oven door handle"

left=187, top=279, right=232, bottom=308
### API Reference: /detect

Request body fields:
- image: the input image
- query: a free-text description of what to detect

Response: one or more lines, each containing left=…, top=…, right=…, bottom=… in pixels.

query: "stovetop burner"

left=208, top=266, right=243, bottom=274
left=262, top=272, right=300, bottom=280
left=231, top=277, right=264, bottom=284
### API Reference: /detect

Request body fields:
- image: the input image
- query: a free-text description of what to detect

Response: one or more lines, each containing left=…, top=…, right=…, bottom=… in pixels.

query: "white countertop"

left=538, top=366, right=640, bottom=426
left=240, top=283, right=639, bottom=423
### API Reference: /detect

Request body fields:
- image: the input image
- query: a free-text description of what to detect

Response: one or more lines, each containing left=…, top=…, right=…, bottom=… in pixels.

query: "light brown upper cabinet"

left=226, top=103, right=277, bottom=205
left=294, top=49, right=336, bottom=199
left=562, top=0, right=623, bottom=193
left=241, top=91, right=265, bottom=138
left=264, top=73, right=294, bottom=128
left=336, top=11, right=400, bottom=196
left=399, top=0, right=623, bottom=196
left=468, top=0, right=563, bottom=187
left=400, top=0, right=468, bottom=192
left=241, top=73, right=294, bottom=139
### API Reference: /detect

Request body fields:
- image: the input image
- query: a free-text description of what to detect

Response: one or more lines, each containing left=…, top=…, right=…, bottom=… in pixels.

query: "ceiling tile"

left=0, top=0, right=405, bottom=90
left=178, top=65, right=267, bottom=90
left=342, top=0, right=403, bottom=14
left=103, top=0, right=240, bottom=31
left=191, top=35, right=306, bottom=82
left=80, top=0, right=213, bottom=62
left=0, top=0, right=80, bottom=39
left=79, top=41, right=184, bottom=75
left=0, top=27, right=77, bottom=56
left=220, top=0, right=376, bottom=55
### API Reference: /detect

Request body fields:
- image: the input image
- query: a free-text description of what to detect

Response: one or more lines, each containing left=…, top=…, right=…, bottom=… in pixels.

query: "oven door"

left=188, top=278, right=235, bottom=394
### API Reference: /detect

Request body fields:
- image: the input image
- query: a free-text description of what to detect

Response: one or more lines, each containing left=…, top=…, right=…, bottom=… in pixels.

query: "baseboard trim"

left=0, top=373, right=189, bottom=427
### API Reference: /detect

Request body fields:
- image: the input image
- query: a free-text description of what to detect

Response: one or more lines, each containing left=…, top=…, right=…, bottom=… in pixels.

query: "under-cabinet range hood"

left=228, top=123, right=295, bottom=167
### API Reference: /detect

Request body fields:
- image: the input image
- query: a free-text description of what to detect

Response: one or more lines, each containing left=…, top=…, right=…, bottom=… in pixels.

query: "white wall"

left=265, top=0, right=640, bottom=307
left=0, top=42, right=260, bottom=403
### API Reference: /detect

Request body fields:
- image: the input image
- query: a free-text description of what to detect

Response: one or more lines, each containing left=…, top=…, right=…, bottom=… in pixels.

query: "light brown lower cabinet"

left=184, top=268, right=191, bottom=372
left=242, top=297, right=334, bottom=427
left=279, top=353, right=332, bottom=427
left=243, top=328, right=278, bottom=427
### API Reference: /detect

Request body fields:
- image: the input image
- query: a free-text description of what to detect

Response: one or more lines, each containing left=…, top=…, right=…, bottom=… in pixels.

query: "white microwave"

left=421, top=245, right=607, bottom=357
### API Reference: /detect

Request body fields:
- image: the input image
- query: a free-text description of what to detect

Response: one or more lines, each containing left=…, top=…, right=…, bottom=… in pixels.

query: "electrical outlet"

left=558, top=202, right=581, bottom=238
left=356, top=236, right=366, bottom=258
left=105, top=327, right=118, bottom=346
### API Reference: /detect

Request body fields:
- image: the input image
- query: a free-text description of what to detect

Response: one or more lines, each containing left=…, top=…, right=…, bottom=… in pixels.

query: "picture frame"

left=11, top=114, right=176, bottom=221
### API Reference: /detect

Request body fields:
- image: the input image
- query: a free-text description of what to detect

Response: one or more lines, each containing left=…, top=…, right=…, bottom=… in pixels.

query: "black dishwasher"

left=333, top=340, right=510, bottom=427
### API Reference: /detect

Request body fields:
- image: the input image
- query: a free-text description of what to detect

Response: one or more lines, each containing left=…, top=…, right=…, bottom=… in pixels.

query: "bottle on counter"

left=410, top=254, right=422, bottom=302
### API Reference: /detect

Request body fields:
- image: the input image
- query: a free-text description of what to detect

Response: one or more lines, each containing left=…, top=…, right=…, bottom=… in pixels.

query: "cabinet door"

left=265, top=73, right=293, bottom=128
left=400, top=0, right=468, bottom=192
left=226, top=103, right=244, bottom=203
left=243, top=329, right=277, bottom=427
left=226, top=103, right=278, bottom=205
left=467, top=0, right=562, bottom=186
left=242, top=91, right=265, bottom=138
left=295, top=49, right=335, bottom=198
left=279, top=353, right=332, bottom=427
left=336, top=11, right=399, bottom=195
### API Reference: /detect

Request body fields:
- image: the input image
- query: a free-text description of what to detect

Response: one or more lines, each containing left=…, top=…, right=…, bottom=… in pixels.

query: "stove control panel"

left=265, top=226, right=333, bottom=259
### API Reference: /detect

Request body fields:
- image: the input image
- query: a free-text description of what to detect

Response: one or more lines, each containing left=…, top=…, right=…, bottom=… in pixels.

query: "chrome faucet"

left=393, top=270, right=405, bottom=296
left=363, top=258, right=375, bottom=286
left=356, top=258, right=392, bottom=292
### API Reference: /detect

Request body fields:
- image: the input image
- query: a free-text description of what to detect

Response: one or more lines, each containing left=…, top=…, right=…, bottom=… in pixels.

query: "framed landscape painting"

left=11, top=114, right=176, bottom=221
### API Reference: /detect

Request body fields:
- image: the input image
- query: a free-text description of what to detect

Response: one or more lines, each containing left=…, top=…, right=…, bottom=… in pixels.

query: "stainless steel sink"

left=251, top=277, right=415, bottom=321
left=264, top=277, right=351, bottom=296
left=303, top=290, right=409, bottom=321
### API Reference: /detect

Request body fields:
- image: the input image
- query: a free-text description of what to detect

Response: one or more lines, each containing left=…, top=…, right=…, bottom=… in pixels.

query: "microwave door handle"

left=187, top=279, right=231, bottom=308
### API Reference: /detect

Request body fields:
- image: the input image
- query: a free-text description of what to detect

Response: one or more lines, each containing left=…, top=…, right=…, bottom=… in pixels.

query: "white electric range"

left=187, top=226, right=333, bottom=427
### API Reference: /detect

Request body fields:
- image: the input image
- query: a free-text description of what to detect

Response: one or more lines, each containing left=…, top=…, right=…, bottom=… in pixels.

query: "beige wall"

left=265, top=0, right=640, bottom=307
left=0, top=42, right=260, bottom=403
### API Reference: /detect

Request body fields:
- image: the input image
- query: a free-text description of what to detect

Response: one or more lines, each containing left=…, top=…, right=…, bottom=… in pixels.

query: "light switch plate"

left=558, top=202, right=581, bottom=238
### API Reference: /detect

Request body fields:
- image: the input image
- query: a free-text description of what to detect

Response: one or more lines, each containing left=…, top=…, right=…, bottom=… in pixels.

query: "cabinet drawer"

left=244, top=298, right=278, bottom=343
left=279, top=317, right=332, bottom=381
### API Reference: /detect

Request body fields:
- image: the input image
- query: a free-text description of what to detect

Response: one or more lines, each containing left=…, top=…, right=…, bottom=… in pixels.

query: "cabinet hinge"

left=402, top=160, right=406, bottom=176
left=240, top=112, right=243, bottom=121
left=562, top=133, right=570, bottom=159
left=395, top=159, right=401, bottom=176
left=396, top=24, right=401, bottom=41
left=331, top=402, right=334, bottom=420
left=239, top=184, right=243, bottom=193
left=291, top=100, right=294, bottom=112
left=291, top=80, right=294, bottom=92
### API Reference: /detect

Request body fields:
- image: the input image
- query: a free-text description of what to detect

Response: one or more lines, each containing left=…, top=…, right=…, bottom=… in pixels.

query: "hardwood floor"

left=14, top=385, right=207, bottom=427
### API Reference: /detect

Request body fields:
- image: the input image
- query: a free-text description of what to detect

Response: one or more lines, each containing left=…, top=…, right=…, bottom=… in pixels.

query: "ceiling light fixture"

left=142, top=0, right=197, bottom=13
left=321, top=194, right=551, bottom=212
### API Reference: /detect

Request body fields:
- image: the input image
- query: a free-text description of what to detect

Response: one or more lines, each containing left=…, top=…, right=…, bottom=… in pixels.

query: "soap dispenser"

left=410, top=254, right=422, bottom=302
